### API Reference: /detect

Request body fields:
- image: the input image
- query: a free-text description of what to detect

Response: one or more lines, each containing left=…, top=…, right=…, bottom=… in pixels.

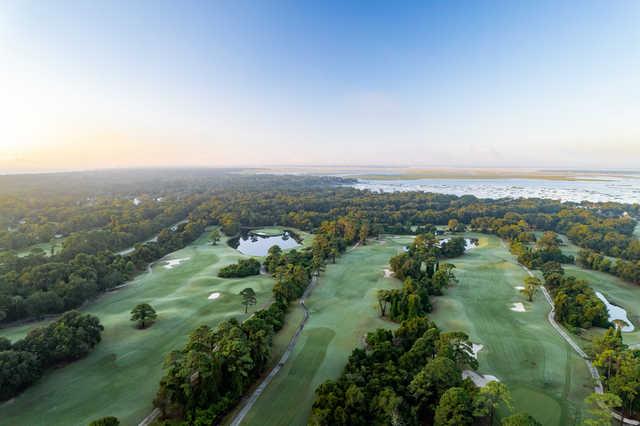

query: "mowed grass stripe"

left=238, top=236, right=412, bottom=426
left=428, top=233, right=592, bottom=426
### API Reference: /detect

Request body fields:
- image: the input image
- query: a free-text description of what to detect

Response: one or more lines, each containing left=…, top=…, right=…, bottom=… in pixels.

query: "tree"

left=606, top=354, right=640, bottom=423
left=209, top=229, right=221, bottom=245
left=448, top=219, right=464, bottom=232
left=359, top=223, right=369, bottom=245
left=501, top=413, right=541, bottom=426
left=434, top=387, right=474, bottom=426
left=473, top=381, right=512, bottom=425
left=89, top=416, right=120, bottom=426
left=584, top=392, right=622, bottom=426
left=520, top=276, right=541, bottom=302
left=130, top=303, right=157, bottom=329
left=240, top=287, right=257, bottom=314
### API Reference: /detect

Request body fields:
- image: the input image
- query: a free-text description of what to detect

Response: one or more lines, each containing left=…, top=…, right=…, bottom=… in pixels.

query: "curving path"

left=229, top=274, right=318, bottom=426
left=519, top=263, right=638, bottom=425
left=228, top=241, right=360, bottom=426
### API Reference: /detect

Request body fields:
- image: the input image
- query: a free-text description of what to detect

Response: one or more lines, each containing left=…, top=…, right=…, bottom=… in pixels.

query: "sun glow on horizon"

left=1, top=1, right=639, bottom=173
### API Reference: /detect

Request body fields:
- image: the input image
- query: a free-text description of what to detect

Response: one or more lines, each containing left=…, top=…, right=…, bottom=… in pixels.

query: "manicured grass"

left=15, top=240, right=62, bottom=257
left=237, top=236, right=412, bottom=426
left=564, top=265, right=640, bottom=347
left=0, top=229, right=277, bottom=426
left=428, top=233, right=592, bottom=426
left=250, top=227, right=287, bottom=237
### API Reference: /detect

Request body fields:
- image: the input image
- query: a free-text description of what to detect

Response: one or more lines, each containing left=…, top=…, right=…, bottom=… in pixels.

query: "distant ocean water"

left=351, top=175, right=640, bottom=204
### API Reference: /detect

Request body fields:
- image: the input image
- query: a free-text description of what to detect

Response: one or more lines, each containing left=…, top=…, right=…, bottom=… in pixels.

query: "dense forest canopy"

left=0, top=169, right=639, bottom=423
left=1, top=170, right=639, bottom=325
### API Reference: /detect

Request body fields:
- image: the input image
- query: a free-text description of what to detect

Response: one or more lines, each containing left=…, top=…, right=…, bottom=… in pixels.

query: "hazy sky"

left=1, top=0, right=639, bottom=172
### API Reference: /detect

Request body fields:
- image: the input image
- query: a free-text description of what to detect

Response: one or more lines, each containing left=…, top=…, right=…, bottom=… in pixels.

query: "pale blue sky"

left=1, top=1, right=639, bottom=171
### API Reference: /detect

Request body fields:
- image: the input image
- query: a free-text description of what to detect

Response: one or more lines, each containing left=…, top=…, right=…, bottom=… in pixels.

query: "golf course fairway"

left=237, top=236, right=413, bottom=426
left=428, top=233, right=592, bottom=425
left=565, top=265, right=640, bottom=346
left=0, top=230, right=278, bottom=426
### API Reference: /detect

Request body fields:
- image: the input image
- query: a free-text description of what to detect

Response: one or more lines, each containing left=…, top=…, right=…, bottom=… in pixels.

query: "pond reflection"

left=228, top=230, right=301, bottom=256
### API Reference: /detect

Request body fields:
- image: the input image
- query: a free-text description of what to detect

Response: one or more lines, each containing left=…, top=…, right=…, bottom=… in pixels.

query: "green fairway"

left=14, top=239, right=63, bottom=257
left=0, top=230, right=278, bottom=426
left=238, top=236, right=412, bottom=426
left=565, top=265, right=640, bottom=346
left=428, top=233, right=593, bottom=425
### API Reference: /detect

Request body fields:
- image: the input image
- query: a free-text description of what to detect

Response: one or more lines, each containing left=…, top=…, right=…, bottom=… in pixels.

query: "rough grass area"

left=237, top=236, right=412, bottom=426
left=428, top=233, right=592, bottom=426
left=0, top=229, right=277, bottom=426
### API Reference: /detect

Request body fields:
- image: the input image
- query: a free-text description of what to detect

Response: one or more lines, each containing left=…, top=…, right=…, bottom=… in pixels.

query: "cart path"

left=228, top=241, right=361, bottom=426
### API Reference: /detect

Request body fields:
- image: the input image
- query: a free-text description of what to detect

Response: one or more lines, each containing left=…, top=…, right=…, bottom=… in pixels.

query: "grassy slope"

left=238, top=236, right=412, bottom=426
left=0, top=230, right=278, bottom=426
left=428, top=233, right=592, bottom=426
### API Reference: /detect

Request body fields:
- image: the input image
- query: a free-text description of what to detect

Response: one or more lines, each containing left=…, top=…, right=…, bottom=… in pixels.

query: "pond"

left=596, top=291, right=634, bottom=332
left=229, top=230, right=301, bottom=256
left=402, top=238, right=479, bottom=252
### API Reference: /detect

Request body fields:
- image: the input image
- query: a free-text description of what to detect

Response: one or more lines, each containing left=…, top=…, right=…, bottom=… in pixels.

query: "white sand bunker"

left=515, top=286, right=525, bottom=290
left=164, top=257, right=190, bottom=269
left=463, top=370, right=500, bottom=387
left=596, top=291, right=634, bottom=332
left=510, top=302, right=526, bottom=312
left=208, top=292, right=221, bottom=300
left=383, top=268, right=394, bottom=278
left=466, top=343, right=484, bottom=359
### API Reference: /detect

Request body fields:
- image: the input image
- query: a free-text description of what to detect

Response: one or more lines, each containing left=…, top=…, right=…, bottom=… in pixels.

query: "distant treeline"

left=2, top=173, right=639, bottom=326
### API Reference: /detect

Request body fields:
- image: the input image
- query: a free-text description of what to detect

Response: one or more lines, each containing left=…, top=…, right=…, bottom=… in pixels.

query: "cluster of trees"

left=310, top=317, right=537, bottom=425
left=0, top=311, right=103, bottom=400
left=510, top=231, right=574, bottom=269
left=539, top=262, right=609, bottom=329
left=379, top=234, right=460, bottom=321
left=471, top=212, right=640, bottom=284
left=578, top=249, right=640, bottom=285
left=218, top=258, right=261, bottom=278
left=4, top=172, right=638, bottom=326
left=589, top=327, right=640, bottom=421
left=0, top=219, right=207, bottom=324
left=153, top=302, right=287, bottom=423
left=153, top=214, right=367, bottom=423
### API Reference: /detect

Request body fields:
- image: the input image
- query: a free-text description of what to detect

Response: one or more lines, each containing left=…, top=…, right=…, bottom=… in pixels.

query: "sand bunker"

left=383, top=268, right=394, bottom=278
left=463, top=370, right=499, bottom=387
left=164, top=258, right=190, bottom=269
left=596, top=291, right=634, bottom=332
left=208, top=292, right=221, bottom=300
left=515, top=286, right=525, bottom=290
left=467, top=343, right=484, bottom=359
left=510, top=302, right=526, bottom=312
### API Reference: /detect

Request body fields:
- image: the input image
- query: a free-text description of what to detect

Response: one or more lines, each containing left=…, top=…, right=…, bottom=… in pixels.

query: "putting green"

left=249, top=227, right=287, bottom=237
left=428, top=233, right=592, bottom=425
left=236, top=236, right=412, bottom=426
left=0, top=229, right=278, bottom=426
